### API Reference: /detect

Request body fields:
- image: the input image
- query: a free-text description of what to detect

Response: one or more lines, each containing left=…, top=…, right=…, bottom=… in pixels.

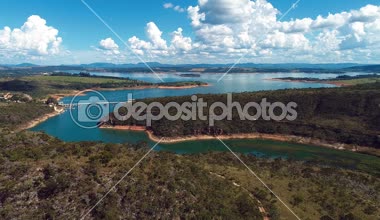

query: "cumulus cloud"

left=170, top=28, right=192, bottom=52
left=129, top=1, right=380, bottom=63
left=146, top=22, right=168, bottom=50
left=163, top=3, right=173, bottom=9
left=163, top=2, right=185, bottom=12
left=0, top=15, right=62, bottom=59
left=128, top=22, right=167, bottom=57
left=129, top=22, right=194, bottom=57
left=98, top=37, right=120, bottom=55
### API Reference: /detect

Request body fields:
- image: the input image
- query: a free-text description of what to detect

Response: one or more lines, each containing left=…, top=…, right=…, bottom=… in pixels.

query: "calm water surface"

left=31, top=72, right=379, bottom=166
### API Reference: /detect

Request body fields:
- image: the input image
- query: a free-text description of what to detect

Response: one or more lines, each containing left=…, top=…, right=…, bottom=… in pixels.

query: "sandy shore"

left=98, top=123, right=379, bottom=155
left=157, top=84, right=209, bottom=89
left=100, top=125, right=146, bottom=131
left=16, top=106, right=64, bottom=132
left=47, top=83, right=209, bottom=101
left=91, top=83, right=209, bottom=91
left=50, top=91, right=82, bottom=102
left=267, top=78, right=350, bottom=87
left=25, top=83, right=208, bottom=131
left=147, top=131, right=379, bottom=156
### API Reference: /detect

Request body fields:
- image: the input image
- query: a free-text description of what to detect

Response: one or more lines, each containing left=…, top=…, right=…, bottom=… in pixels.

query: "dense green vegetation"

left=0, top=73, right=206, bottom=98
left=0, top=74, right=149, bottom=98
left=158, top=81, right=207, bottom=87
left=160, top=139, right=380, bottom=176
left=0, top=130, right=262, bottom=219
left=108, top=82, right=380, bottom=149
left=274, top=74, right=380, bottom=85
left=0, top=102, right=53, bottom=130
left=0, top=73, right=379, bottom=219
left=344, top=65, right=380, bottom=73
left=0, top=130, right=378, bottom=219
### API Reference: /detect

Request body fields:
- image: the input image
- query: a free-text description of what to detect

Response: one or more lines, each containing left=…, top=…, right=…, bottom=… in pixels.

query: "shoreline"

left=16, top=106, right=64, bottom=132
left=149, top=132, right=380, bottom=157
left=50, top=90, right=82, bottom=102
left=92, top=83, right=209, bottom=91
left=23, top=83, right=209, bottom=131
left=99, top=125, right=380, bottom=157
left=100, top=125, right=146, bottom=131
left=267, top=78, right=350, bottom=87
left=23, top=79, right=378, bottom=157
left=50, top=83, right=209, bottom=101
left=157, top=84, right=209, bottom=89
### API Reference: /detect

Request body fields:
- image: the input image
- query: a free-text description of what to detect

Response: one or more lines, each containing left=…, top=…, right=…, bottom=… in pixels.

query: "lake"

left=30, top=71, right=379, bottom=169
left=32, top=71, right=338, bottom=142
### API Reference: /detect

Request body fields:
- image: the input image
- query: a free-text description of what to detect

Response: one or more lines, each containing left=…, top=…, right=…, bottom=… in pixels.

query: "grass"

left=0, top=75, right=145, bottom=98
left=0, top=75, right=207, bottom=99
left=21, top=75, right=133, bottom=84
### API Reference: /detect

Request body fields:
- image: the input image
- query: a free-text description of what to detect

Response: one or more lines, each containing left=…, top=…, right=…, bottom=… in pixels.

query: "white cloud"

left=174, top=6, right=185, bottom=13
left=128, top=22, right=169, bottom=57
left=163, top=3, right=174, bottom=9
left=179, top=1, right=380, bottom=63
left=146, top=22, right=167, bottom=50
left=171, top=28, right=192, bottom=52
left=128, top=22, right=196, bottom=58
left=187, top=6, right=205, bottom=27
left=128, top=36, right=152, bottom=56
left=98, top=37, right=120, bottom=55
left=84, top=1, right=380, bottom=64
left=163, top=3, right=185, bottom=13
left=0, top=15, right=62, bottom=60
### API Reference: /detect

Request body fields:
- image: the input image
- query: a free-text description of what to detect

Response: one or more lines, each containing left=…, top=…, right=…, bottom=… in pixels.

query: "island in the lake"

left=100, top=81, right=380, bottom=156
left=0, top=72, right=209, bottom=99
left=269, top=73, right=380, bottom=86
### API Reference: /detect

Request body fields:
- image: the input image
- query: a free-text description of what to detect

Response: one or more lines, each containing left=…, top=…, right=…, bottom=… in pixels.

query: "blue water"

left=28, top=71, right=380, bottom=171
left=58, top=72, right=340, bottom=102
left=30, top=72, right=367, bottom=153
left=32, top=71, right=368, bottom=142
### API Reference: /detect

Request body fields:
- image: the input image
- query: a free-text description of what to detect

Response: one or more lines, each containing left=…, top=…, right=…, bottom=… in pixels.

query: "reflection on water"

left=30, top=72, right=373, bottom=159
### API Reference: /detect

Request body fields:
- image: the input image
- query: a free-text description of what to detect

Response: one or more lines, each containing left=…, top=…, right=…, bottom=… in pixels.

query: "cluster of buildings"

left=0, top=92, right=33, bottom=103
left=0, top=93, right=13, bottom=101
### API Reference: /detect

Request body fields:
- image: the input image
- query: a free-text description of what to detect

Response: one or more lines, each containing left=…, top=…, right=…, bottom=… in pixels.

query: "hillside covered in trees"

left=107, top=82, right=380, bottom=149
left=0, top=73, right=206, bottom=98
left=0, top=130, right=378, bottom=219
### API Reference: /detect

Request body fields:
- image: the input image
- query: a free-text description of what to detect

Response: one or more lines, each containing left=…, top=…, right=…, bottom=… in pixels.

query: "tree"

left=46, top=97, right=58, bottom=105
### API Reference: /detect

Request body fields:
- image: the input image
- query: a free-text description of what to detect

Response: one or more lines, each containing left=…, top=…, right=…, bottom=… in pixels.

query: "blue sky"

left=0, top=0, right=379, bottom=64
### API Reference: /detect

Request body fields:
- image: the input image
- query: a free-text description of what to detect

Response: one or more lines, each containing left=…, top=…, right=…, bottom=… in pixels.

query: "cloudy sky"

left=1, top=0, right=380, bottom=64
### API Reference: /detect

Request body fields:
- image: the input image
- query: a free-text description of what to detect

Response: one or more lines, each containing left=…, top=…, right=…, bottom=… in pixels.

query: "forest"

left=0, top=73, right=205, bottom=98
left=273, top=74, right=380, bottom=85
left=0, top=129, right=378, bottom=219
left=106, top=82, right=380, bottom=149
left=0, top=78, right=379, bottom=219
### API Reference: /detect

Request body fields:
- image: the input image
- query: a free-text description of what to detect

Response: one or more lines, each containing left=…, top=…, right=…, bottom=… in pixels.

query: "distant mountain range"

left=2, top=63, right=40, bottom=67
left=0, top=62, right=368, bottom=69
left=1, top=62, right=380, bottom=75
